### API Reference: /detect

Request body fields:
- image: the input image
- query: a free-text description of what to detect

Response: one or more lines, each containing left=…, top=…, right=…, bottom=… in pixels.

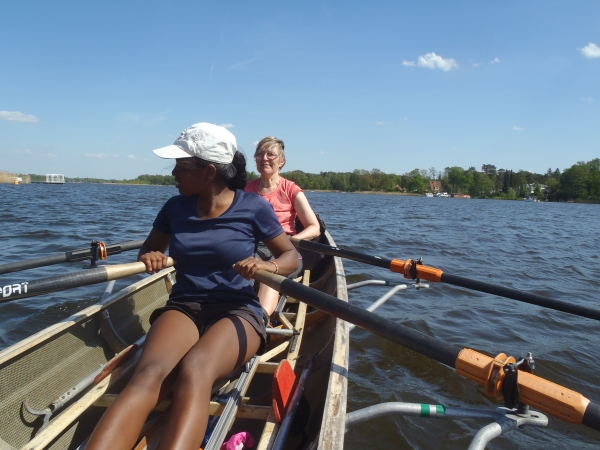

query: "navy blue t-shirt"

left=153, top=190, right=284, bottom=314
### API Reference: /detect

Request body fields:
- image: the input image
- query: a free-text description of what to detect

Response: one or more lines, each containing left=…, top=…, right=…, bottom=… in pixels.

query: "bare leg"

left=258, top=283, right=280, bottom=315
left=157, top=316, right=261, bottom=450
left=86, top=310, right=199, bottom=450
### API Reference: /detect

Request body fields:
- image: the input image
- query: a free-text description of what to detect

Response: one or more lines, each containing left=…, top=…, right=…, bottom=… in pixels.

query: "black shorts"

left=149, top=300, right=267, bottom=355
left=256, top=242, right=303, bottom=279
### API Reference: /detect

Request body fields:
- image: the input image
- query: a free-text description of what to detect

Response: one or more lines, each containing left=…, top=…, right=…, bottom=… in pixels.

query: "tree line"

left=280, top=158, right=600, bottom=202
left=19, top=158, right=599, bottom=202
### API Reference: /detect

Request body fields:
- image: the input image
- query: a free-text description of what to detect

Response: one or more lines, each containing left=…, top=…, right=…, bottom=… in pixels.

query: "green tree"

left=470, top=172, right=495, bottom=198
left=559, top=162, right=589, bottom=200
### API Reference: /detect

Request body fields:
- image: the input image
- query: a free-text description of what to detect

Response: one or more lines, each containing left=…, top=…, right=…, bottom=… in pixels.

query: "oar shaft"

left=0, top=239, right=145, bottom=275
left=254, top=270, right=461, bottom=368
left=0, top=258, right=173, bottom=302
left=441, top=273, right=600, bottom=322
left=253, top=270, right=600, bottom=432
left=291, top=238, right=600, bottom=322
left=290, top=238, right=392, bottom=269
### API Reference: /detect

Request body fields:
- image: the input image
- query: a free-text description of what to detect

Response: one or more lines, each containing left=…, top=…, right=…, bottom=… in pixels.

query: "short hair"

left=255, top=136, right=286, bottom=169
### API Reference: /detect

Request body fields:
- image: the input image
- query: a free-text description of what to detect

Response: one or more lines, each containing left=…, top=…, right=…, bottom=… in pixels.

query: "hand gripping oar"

left=290, top=238, right=600, bottom=322
left=0, top=258, right=174, bottom=302
left=0, top=239, right=145, bottom=275
left=252, top=270, right=600, bottom=432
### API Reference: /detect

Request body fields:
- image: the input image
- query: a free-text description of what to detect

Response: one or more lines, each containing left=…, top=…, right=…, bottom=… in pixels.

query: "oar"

left=252, top=270, right=600, bottom=432
left=0, top=239, right=145, bottom=275
left=290, top=238, right=600, bottom=322
left=0, top=258, right=174, bottom=302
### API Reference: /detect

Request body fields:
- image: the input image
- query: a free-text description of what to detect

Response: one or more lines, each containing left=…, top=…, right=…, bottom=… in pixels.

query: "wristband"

left=269, top=260, right=279, bottom=274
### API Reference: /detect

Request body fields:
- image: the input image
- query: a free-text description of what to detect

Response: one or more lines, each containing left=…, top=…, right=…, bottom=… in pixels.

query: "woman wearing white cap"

left=246, top=136, right=321, bottom=315
left=86, top=123, right=299, bottom=450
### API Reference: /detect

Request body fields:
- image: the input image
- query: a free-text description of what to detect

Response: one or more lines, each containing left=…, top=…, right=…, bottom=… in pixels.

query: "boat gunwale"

left=316, top=231, right=350, bottom=449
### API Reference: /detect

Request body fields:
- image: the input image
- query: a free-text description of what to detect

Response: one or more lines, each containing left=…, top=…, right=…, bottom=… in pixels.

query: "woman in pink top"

left=246, top=136, right=321, bottom=314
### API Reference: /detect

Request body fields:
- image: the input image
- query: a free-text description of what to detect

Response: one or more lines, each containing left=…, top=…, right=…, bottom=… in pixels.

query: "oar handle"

left=0, top=258, right=174, bottom=303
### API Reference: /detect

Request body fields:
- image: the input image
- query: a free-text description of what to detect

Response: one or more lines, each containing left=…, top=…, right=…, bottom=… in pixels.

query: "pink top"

left=245, top=178, right=303, bottom=234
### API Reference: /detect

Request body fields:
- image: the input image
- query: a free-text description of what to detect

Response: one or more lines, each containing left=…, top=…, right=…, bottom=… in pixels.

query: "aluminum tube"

left=266, top=328, right=295, bottom=336
left=100, top=280, right=116, bottom=303
left=468, top=417, right=518, bottom=450
left=347, top=280, right=402, bottom=290
left=348, top=285, right=407, bottom=331
left=345, top=403, right=505, bottom=430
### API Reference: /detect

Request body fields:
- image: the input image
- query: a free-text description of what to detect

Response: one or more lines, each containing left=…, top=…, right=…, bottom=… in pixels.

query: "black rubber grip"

left=0, top=268, right=108, bottom=302
left=279, top=277, right=461, bottom=368
left=582, top=401, right=600, bottom=431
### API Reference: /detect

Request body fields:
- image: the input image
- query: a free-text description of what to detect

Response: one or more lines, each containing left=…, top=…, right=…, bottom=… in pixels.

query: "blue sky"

left=1, top=1, right=598, bottom=179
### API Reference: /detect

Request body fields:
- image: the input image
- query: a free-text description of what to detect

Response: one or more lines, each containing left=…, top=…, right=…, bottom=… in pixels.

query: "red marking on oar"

left=93, top=344, right=138, bottom=384
left=273, top=360, right=297, bottom=423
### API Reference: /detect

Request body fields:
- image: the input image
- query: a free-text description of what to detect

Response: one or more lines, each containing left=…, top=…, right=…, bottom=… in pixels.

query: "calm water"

left=1, top=183, right=599, bottom=449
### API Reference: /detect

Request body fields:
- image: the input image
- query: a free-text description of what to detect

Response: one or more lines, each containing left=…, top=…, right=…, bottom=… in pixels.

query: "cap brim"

left=152, top=144, right=191, bottom=159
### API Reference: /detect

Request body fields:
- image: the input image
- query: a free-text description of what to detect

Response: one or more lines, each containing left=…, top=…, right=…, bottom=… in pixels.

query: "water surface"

left=1, top=184, right=599, bottom=448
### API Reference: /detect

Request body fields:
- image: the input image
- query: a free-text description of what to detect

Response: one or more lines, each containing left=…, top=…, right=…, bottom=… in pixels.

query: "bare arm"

left=138, top=228, right=171, bottom=274
left=293, top=192, right=321, bottom=240
left=233, top=233, right=299, bottom=279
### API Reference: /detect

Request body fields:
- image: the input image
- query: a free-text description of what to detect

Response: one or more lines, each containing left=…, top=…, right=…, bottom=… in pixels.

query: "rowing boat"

left=0, top=231, right=349, bottom=450
left=2, top=236, right=600, bottom=449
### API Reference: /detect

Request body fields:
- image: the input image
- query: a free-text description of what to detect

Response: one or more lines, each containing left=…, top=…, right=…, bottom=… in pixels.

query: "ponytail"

left=225, top=151, right=247, bottom=191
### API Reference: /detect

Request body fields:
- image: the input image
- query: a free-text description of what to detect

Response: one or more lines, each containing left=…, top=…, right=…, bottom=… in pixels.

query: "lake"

left=1, top=183, right=599, bottom=448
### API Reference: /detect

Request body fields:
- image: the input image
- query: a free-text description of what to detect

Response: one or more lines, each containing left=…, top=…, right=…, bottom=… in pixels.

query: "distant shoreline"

left=305, top=189, right=419, bottom=196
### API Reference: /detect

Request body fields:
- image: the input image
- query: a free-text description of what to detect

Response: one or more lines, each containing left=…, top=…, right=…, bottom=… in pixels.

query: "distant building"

left=429, top=180, right=442, bottom=192
left=526, top=183, right=547, bottom=194
left=46, top=174, right=65, bottom=184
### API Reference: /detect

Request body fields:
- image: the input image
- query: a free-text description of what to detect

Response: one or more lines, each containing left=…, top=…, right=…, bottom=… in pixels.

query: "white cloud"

left=252, top=140, right=260, bottom=146
left=513, top=125, right=523, bottom=131
left=416, top=52, right=459, bottom=71
left=0, top=111, right=39, bottom=123
left=402, top=60, right=415, bottom=67
left=14, top=149, right=33, bottom=154
left=472, top=63, right=481, bottom=67
left=580, top=43, right=600, bottom=59
left=46, top=153, right=56, bottom=157
left=491, top=57, right=500, bottom=64
left=375, top=121, right=387, bottom=125
left=581, top=97, right=593, bottom=102
left=219, top=123, right=234, bottom=129
left=127, top=155, right=136, bottom=159
left=86, top=153, right=119, bottom=158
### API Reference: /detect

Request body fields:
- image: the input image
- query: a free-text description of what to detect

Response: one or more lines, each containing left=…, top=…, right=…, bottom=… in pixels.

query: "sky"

left=0, top=1, right=598, bottom=179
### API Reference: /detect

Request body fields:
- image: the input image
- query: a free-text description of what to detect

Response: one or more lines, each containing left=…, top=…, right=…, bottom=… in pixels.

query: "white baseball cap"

left=153, top=122, right=237, bottom=164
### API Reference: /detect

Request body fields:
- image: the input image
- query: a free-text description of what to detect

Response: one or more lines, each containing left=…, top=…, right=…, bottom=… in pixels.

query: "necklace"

left=259, top=177, right=280, bottom=193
